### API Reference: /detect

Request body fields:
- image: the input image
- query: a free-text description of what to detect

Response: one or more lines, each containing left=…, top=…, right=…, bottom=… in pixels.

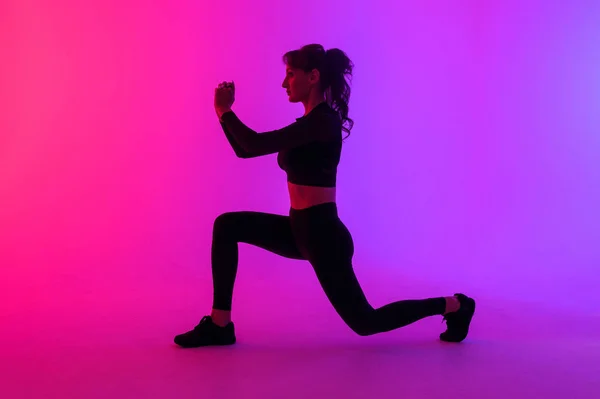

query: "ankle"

left=444, top=296, right=460, bottom=314
left=211, top=309, right=232, bottom=327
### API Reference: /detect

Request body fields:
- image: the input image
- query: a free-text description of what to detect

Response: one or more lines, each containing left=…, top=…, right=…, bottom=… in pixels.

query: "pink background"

left=2, top=0, right=599, bottom=330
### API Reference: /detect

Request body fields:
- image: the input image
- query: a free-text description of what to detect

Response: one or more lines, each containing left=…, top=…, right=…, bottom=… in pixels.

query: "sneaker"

left=440, top=293, right=476, bottom=342
left=174, top=316, right=236, bottom=348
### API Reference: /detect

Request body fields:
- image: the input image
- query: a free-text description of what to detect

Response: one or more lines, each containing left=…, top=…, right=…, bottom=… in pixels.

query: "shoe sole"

left=174, top=338, right=236, bottom=348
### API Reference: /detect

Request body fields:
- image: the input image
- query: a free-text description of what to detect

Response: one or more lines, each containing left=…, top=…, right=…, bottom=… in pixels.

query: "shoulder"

left=320, top=107, right=342, bottom=139
left=309, top=103, right=342, bottom=129
left=292, top=103, right=341, bottom=140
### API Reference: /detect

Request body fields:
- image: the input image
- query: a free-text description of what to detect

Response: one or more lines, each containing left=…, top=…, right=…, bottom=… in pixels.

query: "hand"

left=214, top=80, right=235, bottom=118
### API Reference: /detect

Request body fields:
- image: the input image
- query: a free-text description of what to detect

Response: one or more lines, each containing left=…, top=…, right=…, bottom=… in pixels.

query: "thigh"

left=311, top=258, right=373, bottom=326
left=214, top=211, right=305, bottom=260
left=300, top=220, right=370, bottom=321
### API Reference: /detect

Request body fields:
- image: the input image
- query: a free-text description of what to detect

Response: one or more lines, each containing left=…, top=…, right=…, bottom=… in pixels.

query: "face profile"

left=282, top=65, right=321, bottom=103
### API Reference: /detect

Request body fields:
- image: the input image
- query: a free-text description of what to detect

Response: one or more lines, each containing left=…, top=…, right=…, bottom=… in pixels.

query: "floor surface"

left=2, top=265, right=598, bottom=398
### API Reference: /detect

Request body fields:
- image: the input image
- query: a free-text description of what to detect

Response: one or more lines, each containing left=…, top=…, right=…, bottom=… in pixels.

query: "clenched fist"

left=215, top=81, right=235, bottom=119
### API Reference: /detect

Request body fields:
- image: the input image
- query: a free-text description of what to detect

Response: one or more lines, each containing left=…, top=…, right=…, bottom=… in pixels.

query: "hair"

left=283, top=44, right=354, bottom=139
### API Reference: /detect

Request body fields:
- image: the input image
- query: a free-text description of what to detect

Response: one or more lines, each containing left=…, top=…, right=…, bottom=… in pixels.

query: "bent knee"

left=342, top=312, right=377, bottom=336
left=213, top=212, right=242, bottom=235
left=351, top=324, right=376, bottom=337
left=214, top=211, right=236, bottom=226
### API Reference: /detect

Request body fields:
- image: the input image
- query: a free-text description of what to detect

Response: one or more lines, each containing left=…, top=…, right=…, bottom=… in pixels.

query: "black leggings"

left=211, top=202, right=445, bottom=336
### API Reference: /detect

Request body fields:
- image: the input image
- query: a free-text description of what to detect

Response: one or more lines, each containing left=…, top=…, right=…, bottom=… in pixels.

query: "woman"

left=174, top=44, right=475, bottom=347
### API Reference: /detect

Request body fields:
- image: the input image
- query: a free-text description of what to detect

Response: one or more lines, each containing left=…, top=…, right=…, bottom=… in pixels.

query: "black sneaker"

left=174, top=316, right=236, bottom=348
left=440, top=293, right=476, bottom=342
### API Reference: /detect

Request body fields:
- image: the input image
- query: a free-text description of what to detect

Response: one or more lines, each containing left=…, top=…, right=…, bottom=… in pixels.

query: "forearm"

left=219, top=110, right=262, bottom=153
left=214, top=106, right=246, bottom=157
left=220, top=121, right=251, bottom=158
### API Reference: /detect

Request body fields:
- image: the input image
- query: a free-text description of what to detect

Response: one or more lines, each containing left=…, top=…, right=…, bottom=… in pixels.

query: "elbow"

left=234, top=148, right=253, bottom=159
left=238, top=142, right=259, bottom=158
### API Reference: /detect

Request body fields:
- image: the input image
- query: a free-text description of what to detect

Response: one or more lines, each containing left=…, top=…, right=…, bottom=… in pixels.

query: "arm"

left=220, top=110, right=336, bottom=158
left=216, top=106, right=258, bottom=159
left=219, top=120, right=254, bottom=158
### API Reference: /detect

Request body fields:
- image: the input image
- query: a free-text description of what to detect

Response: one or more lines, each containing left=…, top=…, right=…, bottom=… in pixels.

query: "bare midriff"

left=288, top=181, right=336, bottom=210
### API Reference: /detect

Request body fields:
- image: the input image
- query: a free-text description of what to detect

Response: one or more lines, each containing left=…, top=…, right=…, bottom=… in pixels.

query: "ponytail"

left=324, top=48, right=354, bottom=138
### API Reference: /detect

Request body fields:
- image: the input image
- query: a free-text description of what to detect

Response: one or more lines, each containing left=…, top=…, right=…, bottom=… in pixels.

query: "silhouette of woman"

left=174, top=44, right=475, bottom=347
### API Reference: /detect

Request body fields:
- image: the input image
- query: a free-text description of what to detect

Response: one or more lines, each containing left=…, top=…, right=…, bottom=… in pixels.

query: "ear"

left=308, top=68, right=321, bottom=85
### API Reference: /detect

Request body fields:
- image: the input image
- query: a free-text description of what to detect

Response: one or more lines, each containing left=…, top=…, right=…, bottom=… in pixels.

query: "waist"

left=289, top=201, right=338, bottom=220
left=288, top=181, right=336, bottom=210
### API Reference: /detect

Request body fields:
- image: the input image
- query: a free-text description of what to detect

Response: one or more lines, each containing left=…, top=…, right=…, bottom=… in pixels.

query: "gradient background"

left=1, top=0, right=599, bottom=346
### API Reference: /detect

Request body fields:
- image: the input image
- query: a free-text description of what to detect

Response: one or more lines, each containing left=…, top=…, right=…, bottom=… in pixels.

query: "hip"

left=289, top=202, right=354, bottom=260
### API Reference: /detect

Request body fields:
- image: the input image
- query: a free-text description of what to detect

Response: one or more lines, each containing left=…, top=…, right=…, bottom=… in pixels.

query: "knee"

left=343, top=312, right=377, bottom=337
left=213, top=212, right=240, bottom=236
left=351, top=324, right=376, bottom=337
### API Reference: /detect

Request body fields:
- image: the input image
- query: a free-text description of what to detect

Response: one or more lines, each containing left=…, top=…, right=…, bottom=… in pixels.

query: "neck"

left=302, top=93, right=326, bottom=116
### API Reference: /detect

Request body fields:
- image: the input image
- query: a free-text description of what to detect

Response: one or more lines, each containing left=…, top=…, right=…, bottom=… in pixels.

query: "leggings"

left=211, top=202, right=445, bottom=336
